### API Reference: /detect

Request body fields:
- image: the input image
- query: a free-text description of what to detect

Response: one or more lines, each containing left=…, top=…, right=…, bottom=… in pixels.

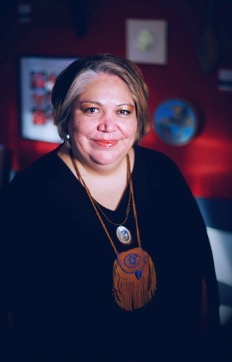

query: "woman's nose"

left=97, top=114, right=117, bottom=132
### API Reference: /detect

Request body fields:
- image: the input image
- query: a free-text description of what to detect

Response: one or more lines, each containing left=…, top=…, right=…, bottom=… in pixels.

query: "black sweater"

left=0, top=145, right=220, bottom=361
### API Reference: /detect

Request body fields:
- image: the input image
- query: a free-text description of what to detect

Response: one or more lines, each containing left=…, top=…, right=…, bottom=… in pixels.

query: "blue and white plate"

left=154, top=98, right=198, bottom=146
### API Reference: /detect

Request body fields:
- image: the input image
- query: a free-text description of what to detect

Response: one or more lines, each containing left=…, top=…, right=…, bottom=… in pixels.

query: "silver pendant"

left=116, top=225, right=132, bottom=245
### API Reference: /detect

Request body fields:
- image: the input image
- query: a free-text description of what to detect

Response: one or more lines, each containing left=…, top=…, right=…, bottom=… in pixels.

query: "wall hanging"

left=126, top=19, right=167, bottom=65
left=153, top=98, right=199, bottom=146
left=19, top=56, right=76, bottom=143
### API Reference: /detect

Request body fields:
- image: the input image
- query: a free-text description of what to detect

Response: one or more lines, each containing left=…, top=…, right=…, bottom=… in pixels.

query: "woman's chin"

left=90, top=151, right=124, bottom=166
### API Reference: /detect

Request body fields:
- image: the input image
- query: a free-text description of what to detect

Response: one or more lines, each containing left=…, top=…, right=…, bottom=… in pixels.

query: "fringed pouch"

left=113, top=247, right=157, bottom=311
left=70, top=151, right=157, bottom=312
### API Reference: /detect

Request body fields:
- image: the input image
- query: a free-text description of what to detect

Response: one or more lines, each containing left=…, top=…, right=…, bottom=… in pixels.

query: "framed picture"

left=19, top=56, right=77, bottom=142
left=126, top=19, right=168, bottom=65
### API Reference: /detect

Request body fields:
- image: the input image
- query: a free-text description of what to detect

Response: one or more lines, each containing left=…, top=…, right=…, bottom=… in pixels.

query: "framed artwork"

left=218, top=68, right=232, bottom=92
left=19, top=56, right=76, bottom=142
left=126, top=19, right=167, bottom=65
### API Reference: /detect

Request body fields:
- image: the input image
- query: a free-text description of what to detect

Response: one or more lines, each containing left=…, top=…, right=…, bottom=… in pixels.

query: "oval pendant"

left=116, top=225, right=132, bottom=245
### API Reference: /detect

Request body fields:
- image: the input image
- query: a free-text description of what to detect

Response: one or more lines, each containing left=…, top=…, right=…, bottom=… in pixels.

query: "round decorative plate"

left=154, top=98, right=198, bottom=146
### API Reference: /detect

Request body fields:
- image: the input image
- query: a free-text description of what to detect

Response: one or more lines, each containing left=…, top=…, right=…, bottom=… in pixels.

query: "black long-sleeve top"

left=0, top=145, right=220, bottom=361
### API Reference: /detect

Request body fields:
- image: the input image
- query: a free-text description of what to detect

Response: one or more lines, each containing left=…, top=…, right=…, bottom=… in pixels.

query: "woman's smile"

left=94, top=139, right=118, bottom=147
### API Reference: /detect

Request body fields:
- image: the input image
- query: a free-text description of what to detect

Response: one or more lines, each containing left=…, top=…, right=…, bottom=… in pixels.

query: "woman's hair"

left=51, top=53, right=151, bottom=146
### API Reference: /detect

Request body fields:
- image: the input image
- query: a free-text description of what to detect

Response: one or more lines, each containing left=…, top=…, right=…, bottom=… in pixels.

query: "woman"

left=1, top=54, right=220, bottom=361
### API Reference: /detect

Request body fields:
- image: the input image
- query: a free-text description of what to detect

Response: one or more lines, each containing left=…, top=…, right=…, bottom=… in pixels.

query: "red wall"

left=0, top=0, right=231, bottom=199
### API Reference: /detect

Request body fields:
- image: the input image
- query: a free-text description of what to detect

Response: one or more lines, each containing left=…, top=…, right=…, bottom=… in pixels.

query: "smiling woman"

left=0, top=53, right=221, bottom=362
left=66, top=73, right=138, bottom=169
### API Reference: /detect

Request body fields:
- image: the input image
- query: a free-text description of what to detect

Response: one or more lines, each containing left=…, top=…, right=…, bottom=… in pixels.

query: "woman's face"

left=68, top=73, right=138, bottom=170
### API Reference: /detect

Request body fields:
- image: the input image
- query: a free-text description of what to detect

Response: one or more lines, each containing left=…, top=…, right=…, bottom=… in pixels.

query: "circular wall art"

left=154, top=98, right=199, bottom=146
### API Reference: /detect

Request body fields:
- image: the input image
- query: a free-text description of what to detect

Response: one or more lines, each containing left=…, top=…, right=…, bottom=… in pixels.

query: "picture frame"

left=126, top=19, right=168, bottom=65
left=19, top=55, right=77, bottom=143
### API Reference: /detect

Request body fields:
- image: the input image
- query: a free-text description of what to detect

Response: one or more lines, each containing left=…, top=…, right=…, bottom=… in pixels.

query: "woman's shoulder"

left=8, top=145, right=65, bottom=194
left=134, top=145, right=187, bottom=188
left=135, top=145, right=177, bottom=170
left=13, top=146, right=61, bottom=180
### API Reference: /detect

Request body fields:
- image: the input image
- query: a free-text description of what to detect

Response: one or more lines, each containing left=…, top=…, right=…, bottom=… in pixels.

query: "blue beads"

left=135, top=270, right=142, bottom=279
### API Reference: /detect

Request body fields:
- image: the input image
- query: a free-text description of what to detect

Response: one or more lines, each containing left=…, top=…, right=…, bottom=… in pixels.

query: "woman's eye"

left=119, top=109, right=130, bottom=115
left=85, top=107, right=98, bottom=113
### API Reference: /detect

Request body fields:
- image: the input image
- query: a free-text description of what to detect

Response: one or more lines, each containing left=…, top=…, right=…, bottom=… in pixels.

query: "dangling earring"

left=65, top=133, right=71, bottom=148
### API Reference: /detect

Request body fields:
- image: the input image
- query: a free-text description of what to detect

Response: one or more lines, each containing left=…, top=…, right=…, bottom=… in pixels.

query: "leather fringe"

left=112, top=247, right=157, bottom=311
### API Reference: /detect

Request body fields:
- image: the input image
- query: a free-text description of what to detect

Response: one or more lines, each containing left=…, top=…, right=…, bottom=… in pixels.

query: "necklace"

left=88, top=158, right=133, bottom=245
left=69, top=149, right=157, bottom=311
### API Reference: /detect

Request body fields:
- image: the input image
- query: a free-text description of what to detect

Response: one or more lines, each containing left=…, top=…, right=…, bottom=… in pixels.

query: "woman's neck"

left=58, top=144, right=134, bottom=210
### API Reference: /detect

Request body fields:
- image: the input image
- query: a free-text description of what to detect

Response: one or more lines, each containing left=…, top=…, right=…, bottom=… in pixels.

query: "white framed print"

left=126, top=19, right=168, bottom=65
left=19, top=55, right=77, bottom=143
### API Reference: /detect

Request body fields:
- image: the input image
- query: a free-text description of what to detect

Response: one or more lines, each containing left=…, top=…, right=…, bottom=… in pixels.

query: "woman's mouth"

left=95, top=140, right=118, bottom=147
